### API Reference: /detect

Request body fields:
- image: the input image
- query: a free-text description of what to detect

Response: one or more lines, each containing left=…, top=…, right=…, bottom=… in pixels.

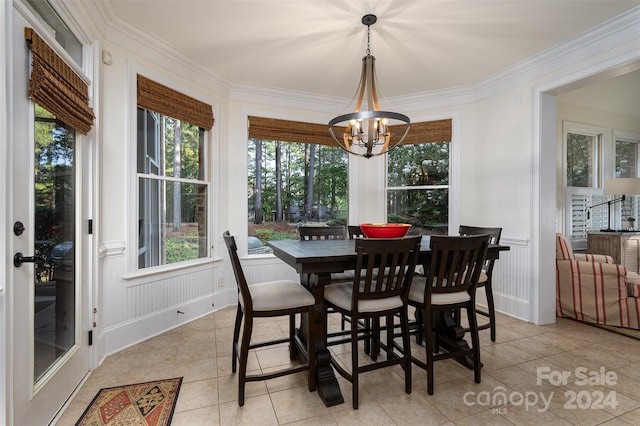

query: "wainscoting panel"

left=492, top=234, right=531, bottom=321
left=100, top=248, right=218, bottom=353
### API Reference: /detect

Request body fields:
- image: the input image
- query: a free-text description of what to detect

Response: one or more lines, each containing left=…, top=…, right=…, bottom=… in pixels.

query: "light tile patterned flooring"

left=57, top=306, right=640, bottom=425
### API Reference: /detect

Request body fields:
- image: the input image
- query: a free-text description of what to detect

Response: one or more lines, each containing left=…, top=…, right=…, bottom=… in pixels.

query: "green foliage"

left=567, top=133, right=593, bottom=187
left=248, top=139, right=348, bottom=222
left=254, top=228, right=274, bottom=241
left=34, top=104, right=75, bottom=244
left=165, top=236, right=199, bottom=263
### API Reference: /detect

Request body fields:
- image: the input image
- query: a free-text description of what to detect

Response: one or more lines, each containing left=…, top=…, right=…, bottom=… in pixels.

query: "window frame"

left=563, top=121, right=606, bottom=189
left=386, top=141, right=451, bottom=234
left=562, top=121, right=608, bottom=247
left=125, top=68, right=216, bottom=279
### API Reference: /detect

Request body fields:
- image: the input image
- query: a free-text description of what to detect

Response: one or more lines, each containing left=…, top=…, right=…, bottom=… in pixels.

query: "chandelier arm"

left=354, top=59, right=368, bottom=113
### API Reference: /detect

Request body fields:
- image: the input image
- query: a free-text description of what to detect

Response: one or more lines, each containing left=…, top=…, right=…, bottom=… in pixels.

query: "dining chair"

left=347, top=225, right=366, bottom=239
left=298, top=225, right=347, bottom=241
left=223, top=231, right=316, bottom=406
left=408, top=234, right=489, bottom=395
left=324, top=236, right=421, bottom=409
left=459, top=225, right=502, bottom=341
left=298, top=225, right=354, bottom=332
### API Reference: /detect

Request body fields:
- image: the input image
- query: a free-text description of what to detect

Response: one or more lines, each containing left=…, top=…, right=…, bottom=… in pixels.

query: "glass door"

left=12, top=11, right=89, bottom=425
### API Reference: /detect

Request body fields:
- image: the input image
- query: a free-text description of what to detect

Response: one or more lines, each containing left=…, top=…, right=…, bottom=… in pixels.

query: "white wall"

left=96, top=39, right=231, bottom=357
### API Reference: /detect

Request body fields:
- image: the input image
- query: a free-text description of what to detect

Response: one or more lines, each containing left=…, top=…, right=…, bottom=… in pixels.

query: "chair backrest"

left=223, top=231, right=253, bottom=311
left=459, top=225, right=502, bottom=245
left=425, top=235, right=489, bottom=297
left=555, top=233, right=575, bottom=260
left=298, top=225, right=346, bottom=241
left=459, top=225, right=502, bottom=274
left=352, top=236, right=422, bottom=305
left=348, top=225, right=366, bottom=239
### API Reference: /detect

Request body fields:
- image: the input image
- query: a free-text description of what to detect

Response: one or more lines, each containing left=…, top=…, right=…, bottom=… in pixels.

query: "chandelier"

left=328, top=14, right=410, bottom=159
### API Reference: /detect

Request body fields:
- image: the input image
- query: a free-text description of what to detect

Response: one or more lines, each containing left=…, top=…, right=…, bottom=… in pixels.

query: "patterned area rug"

left=76, top=377, right=182, bottom=426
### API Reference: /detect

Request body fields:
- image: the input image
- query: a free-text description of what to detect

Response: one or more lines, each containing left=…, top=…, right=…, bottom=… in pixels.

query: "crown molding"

left=229, top=82, right=347, bottom=113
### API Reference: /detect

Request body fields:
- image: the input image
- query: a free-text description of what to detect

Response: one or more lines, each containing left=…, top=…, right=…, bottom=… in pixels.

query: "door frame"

left=4, top=2, right=99, bottom=424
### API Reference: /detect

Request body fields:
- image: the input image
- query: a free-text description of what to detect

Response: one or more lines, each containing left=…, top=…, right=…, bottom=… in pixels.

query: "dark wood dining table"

left=267, top=236, right=509, bottom=407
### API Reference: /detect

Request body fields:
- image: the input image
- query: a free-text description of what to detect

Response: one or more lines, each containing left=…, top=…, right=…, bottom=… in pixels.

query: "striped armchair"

left=556, top=233, right=640, bottom=329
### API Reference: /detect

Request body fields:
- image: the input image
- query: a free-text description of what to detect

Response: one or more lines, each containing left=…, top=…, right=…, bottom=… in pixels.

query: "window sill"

left=122, top=257, right=222, bottom=287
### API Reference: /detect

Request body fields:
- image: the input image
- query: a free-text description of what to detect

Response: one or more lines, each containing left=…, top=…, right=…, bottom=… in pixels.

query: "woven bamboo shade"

left=248, top=116, right=451, bottom=146
left=400, top=119, right=452, bottom=145
left=24, top=28, right=95, bottom=134
left=137, top=75, right=214, bottom=130
left=248, top=116, right=337, bottom=146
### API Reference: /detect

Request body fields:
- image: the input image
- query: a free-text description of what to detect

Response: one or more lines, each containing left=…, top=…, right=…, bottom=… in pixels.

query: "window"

left=563, top=121, right=605, bottom=248
left=24, top=0, right=83, bottom=65
left=247, top=117, right=348, bottom=246
left=136, top=75, right=214, bottom=269
left=387, top=142, right=449, bottom=235
left=567, top=133, right=600, bottom=187
left=615, top=131, right=640, bottom=222
left=385, top=119, right=452, bottom=235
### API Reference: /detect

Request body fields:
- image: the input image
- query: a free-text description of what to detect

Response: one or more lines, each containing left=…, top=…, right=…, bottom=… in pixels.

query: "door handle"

left=13, top=252, right=45, bottom=268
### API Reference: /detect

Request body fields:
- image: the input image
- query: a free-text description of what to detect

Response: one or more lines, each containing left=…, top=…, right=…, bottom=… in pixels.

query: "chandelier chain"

left=366, top=25, right=371, bottom=55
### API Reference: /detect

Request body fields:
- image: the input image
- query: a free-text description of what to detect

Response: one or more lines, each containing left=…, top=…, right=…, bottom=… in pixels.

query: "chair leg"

left=351, top=316, right=360, bottom=409
left=238, top=314, right=253, bottom=406
left=371, top=317, right=380, bottom=361
left=484, top=281, right=497, bottom=342
left=385, top=315, right=391, bottom=360
left=415, top=308, right=424, bottom=345
left=232, top=304, right=243, bottom=373
left=289, top=313, right=297, bottom=360
left=467, top=305, right=482, bottom=384
left=400, top=308, right=412, bottom=395
left=364, top=318, right=371, bottom=355
left=424, top=307, right=435, bottom=395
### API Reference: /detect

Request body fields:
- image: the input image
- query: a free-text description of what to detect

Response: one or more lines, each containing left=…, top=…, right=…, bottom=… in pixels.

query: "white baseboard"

left=102, top=295, right=215, bottom=355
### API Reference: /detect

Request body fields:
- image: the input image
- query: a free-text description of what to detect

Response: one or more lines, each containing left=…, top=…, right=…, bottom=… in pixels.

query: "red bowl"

left=360, top=223, right=411, bottom=238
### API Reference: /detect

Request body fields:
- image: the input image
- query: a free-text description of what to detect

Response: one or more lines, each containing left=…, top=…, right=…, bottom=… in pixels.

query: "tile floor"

left=57, top=306, right=640, bottom=425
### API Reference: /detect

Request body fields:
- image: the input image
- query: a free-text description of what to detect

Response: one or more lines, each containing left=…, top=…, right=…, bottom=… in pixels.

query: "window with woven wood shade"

left=24, top=28, right=95, bottom=135
left=137, top=75, right=214, bottom=130
left=248, top=116, right=451, bottom=145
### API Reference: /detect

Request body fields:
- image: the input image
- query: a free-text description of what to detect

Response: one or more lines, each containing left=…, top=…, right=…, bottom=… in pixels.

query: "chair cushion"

left=324, top=282, right=403, bottom=313
left=408, top=278, right=471, bottom=305
left=242, top=280, right=315, bottom=312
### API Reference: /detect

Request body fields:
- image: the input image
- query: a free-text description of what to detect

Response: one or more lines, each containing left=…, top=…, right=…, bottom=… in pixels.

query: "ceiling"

left=96, top=0, right=640, bottom=99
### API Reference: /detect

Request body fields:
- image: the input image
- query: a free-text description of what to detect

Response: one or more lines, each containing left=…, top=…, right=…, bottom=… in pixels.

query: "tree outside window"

left=247, top=139, right=348, bottom=246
